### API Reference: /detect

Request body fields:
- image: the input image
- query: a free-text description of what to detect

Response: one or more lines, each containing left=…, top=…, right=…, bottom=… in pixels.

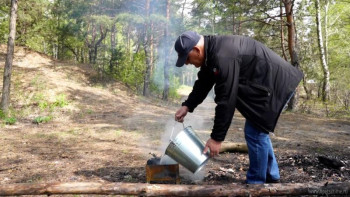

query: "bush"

left=4, top=117, right=16, bottom=125
left=53, top=94, right=69, bottom=108
left=32, top=116, right=52, bottom=124
left=0, top=110, right=5, bottom=119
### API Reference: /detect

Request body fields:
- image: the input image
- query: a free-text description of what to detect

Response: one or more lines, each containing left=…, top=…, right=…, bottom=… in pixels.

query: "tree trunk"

left=232, top=12, right=236, bottom=35
left=280, top=1, right=288, bottom=61
left=150, top=21, right=154, bottom=79
left=143, top=0, right=151, bottom=97
left=162, top=0, right=170, bottom=101
left=87, top=24, right=96, bottom=64
left=302, top=74, right=311, bottom=100
left=211, top=0, right=216, bottom=34
left=80, top=48, right=85, bottom=63
left=324, top=0, right=329, bottom=65
left=1, top=0, right=18, bottom=114
left=93, top=25, right=108, bottom=65
left=127, top=26, right=131, bottom=60
left=0, top=182, right=349, bottom=196
left=315, top=0, right=330, bottom=102
left=283, top=0, right=300, bottom=111
left=110, top=23, right=117, bottom=73
left=181, top=0, right=187, bottom=22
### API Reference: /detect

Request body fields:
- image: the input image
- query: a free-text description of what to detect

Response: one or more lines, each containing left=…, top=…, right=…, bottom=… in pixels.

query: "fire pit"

left=146, top=157, right=180, bottom=184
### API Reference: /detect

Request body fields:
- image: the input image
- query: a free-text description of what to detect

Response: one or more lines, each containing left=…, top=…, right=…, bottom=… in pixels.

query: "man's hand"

left=203, top=138, right=222, bottom=157
left=175, top=106, right=189, bottom=122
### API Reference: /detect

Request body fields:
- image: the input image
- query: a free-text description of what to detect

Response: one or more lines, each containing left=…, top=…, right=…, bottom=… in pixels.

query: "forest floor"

left=0, top=45, right=349, bottom=190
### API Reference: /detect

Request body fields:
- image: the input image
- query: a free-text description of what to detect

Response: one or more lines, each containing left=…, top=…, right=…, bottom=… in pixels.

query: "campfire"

left=146, top=155, right=180, bottom=184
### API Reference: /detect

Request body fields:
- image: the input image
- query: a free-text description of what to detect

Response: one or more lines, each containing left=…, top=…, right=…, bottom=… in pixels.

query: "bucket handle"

left=170, top=121, right=185, bottom=141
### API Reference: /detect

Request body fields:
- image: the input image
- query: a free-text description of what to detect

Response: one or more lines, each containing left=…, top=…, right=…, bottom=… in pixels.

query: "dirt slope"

left=0, top=45, right=349, bottom=186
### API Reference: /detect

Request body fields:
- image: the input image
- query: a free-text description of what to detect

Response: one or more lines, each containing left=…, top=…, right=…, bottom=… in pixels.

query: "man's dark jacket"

left=182, top=35, right=303, bottom=141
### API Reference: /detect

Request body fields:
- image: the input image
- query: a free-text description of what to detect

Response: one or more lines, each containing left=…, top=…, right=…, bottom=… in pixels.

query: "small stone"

left=124, top=175, right=132, bottom=181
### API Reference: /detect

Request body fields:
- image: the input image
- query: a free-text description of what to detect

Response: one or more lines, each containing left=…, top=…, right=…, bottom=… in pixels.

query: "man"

left=174, top=31, right=303, bottom=184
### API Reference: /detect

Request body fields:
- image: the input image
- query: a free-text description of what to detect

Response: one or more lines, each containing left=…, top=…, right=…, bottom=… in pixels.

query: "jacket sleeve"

left=211, top=58, right=240, bottom=141
left=182, top=67, right=215, bottom=112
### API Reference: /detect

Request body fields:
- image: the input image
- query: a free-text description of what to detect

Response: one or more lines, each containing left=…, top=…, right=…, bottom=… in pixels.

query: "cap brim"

left=176, top=54, right=188, bottom=67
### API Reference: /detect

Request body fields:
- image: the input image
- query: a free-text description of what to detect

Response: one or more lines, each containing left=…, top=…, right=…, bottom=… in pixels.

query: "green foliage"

left=1, top=0, right=349, bottom=117
left=0, top=108, right=16, bottom=125
left=0, top=0, right=9, bottom=43
left=53, top=94, right=69, bottom=108
left=33, top=93, right=48, bottom=111
left=33, top=92, right=69, bottom=112
left=0, top=110, right=5, bottom=119
left=32, top=116, right=52, bottom=124
left=116, top=50, right=146, bottom=92
left=117, top=13, right=144, bottom=25
left=4, top=117, right=16, bottom=125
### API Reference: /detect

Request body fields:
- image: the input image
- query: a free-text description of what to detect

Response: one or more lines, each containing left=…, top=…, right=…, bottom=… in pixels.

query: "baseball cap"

left=174, top=31, right=200, bottom=67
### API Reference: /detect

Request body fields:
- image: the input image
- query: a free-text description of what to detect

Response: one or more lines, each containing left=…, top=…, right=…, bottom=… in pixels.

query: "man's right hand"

left=175, top=106, right=189, bottom=122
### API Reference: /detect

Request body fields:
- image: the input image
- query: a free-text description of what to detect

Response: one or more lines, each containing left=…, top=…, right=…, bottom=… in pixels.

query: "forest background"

left=0, top=0, right=350, bottom=119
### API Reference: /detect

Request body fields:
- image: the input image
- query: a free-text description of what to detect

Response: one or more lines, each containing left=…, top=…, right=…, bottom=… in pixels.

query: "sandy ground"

left=0, top=46, right=349, bottom=191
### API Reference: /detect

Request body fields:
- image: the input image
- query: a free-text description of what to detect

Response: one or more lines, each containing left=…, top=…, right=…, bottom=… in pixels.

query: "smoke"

left=158, top=119, right=184, bottom=157
left=180, top=166, right=206, bottom=183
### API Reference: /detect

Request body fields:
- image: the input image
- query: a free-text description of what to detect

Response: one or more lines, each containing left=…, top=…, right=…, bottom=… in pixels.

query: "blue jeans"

left=244, top=120, right=280, bottom=184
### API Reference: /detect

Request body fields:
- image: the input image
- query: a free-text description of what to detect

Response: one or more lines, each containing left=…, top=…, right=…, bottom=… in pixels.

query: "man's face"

left=185, top=48, right=204, bottom=68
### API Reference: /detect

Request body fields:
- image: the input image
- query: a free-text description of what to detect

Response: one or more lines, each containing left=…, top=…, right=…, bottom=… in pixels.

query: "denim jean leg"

left=266, top=138, right=280, bottom=181
left=244, top=120, right=269, bottom=184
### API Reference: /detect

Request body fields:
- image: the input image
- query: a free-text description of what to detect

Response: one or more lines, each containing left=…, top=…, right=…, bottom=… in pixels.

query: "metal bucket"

left=165, top=126, right=209, bottom=173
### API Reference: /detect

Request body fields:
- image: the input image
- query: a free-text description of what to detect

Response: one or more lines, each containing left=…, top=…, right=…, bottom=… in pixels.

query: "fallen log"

left=219, top=142, right=248, bottom=153
left=0, top=181, right=349, bottom=196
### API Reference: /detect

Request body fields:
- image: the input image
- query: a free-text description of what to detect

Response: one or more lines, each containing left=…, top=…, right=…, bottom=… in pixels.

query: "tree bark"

left=302, top=74, right=311, bottom=100
left=232, top=12, right=236, bottom=35
left=315, top=0, right=330, bottom=102
left=150, top=20, right=154, bottom=79
left=86, top=24, right=96, bottom=64
left=162, top=0, right=170, bottom=101
left=219, top=142, right=248, bottom=153
left=283, top=0, right=300, bottom=111
left=110, top=23, right=117, bottom=73
left=181, top=0, right=187, bottom=22
left=143, top=0, right=151, bottom=97
left=93, top=25, right=108, bottom=64
left=0, top=182, right=349, bottom=196
left=324, top=0, right=329, bottom=65
left=1, top=0, right=18, bottom=114
left=280, top=1, right=288, bottom=61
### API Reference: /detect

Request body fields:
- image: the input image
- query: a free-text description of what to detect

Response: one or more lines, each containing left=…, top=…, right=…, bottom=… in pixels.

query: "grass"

left=30, top=74, right=46, bottom=90
left=32, top=133, right=57, bottom=140
left=53, top=94, right=69, bottom=108
left=115, top=129, right=123, bottom=137
left=32, top=116, right=52, bottom=124
left=65, top=129, right=80, bottom=136
left=86, top=109, right=94, bottom=114
left=4, top=117, right=17, bottom=125
left=0, top=109, right=17, bottom=125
